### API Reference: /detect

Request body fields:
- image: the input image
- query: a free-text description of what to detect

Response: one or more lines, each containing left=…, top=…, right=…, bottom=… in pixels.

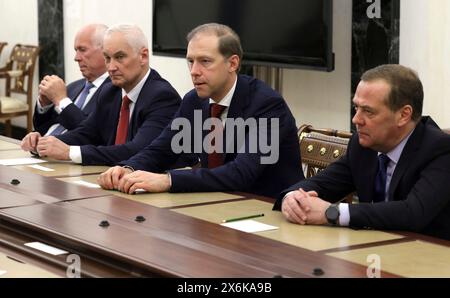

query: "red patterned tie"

left=114, top=95, right=131, bottom=145
left=208, top=103, right=226, bottom=169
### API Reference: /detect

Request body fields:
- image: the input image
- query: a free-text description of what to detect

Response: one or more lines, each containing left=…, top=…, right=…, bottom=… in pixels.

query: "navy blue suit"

left=33, top=77, right=110, bottom=135
left=57, top=69, right=181, bottom=166
left=122, top=75, right=305, bottom=199
left=274, top=117, right=450, bottom=240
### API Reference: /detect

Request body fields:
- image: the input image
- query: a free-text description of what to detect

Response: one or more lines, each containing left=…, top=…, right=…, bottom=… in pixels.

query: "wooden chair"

left=0, top=44, right=39, bottom=136
left=0, top=42, right=7, bottom=58
left=298, top=124, right=355, bottom=203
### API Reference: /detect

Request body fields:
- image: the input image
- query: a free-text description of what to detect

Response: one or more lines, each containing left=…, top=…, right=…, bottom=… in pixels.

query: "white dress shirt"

left=208, top=77, right=237, bottom=125
left=69, top=69, right=151, bottom=164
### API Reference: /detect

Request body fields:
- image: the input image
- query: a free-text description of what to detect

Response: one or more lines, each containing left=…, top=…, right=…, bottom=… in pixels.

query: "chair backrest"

left=0, top=42, right=7, bottom=58
left=298, top=124, right=352, bottom=178
left=4, top=44, right=40, bottom=98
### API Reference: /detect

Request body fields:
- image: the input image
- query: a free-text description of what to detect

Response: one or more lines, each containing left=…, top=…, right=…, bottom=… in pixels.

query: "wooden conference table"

left=0, top=135, right=449, bottom=278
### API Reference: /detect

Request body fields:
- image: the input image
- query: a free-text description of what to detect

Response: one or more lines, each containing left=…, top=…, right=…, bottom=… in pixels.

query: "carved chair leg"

left=5, top=119, right=12, bottom=137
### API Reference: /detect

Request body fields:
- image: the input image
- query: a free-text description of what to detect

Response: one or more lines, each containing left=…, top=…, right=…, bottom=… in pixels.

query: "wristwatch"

left=325, top=203, right=340, bottom=226
left=122, top=165, right=135, bottom=172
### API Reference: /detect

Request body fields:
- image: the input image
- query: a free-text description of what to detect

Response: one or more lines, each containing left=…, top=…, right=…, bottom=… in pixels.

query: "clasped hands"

left=21, top=133, right=70, bottom=160
left=281, top=188, right=331, bottom=225
left=38, top=75, right=68, bottom=107
left=97, top=166, right=171, bottom=194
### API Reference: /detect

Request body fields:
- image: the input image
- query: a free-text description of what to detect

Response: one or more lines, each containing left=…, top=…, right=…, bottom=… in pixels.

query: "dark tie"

left=208, top=103, right=226, bottom=169
left=373, top=154, right=390, bottom=202
left=114, top=95, right=132, bottom=145
left=50, top=81, right=95, bottom=136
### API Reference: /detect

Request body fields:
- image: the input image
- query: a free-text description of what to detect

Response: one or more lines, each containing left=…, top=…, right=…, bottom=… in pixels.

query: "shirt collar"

left=91, top=72, right=109, bottom=88
left=381, top=128, right=415, bottom=165
left=208, top=77, right=237, bottom=108
left=122, top=68, right=151, bottom=104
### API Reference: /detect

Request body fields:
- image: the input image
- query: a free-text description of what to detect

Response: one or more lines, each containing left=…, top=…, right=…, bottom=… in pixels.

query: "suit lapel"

left=223, top=76, right=248, bottom=162
left=129, top=95, right=139, bottom=140
left=84, top=77, right=111, bottom=112
left=109, top=90, right=123, bottom=144
left=200, top=99, right=210, bottom=167
left=71, top=80, right=86, bottom=103
left=200, top=75, right=249, bottom=166
left=361, top=150, right=379, bottom=202
left=127, top=71, right=154, bottom=141
left=388, top=122, right=424, bottom=200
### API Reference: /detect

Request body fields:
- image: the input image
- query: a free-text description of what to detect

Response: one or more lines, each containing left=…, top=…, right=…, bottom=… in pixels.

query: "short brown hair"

left=187, top=23, right=243, bottom=72
left=361, top=64, right=423, bottom=121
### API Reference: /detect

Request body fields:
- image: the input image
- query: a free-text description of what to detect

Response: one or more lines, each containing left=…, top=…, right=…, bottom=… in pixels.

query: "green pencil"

left=222, top=213, right=265, bottom=223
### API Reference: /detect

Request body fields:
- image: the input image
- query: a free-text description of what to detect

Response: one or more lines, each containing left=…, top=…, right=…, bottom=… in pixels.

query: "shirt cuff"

left=36, top=98, right=54, bottom=114
left=338, top=203, right=350, bottom=226
left=167, top=172, right=172, bottom=188
left=55, top=97, right=72, bottom=114
left=122, top=165, right=135, bottom=172
left=69, top=146, right=82, bottom=164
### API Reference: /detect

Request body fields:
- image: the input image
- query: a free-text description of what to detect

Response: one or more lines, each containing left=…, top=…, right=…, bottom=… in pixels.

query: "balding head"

left=74, top=23, right=108, bottom=82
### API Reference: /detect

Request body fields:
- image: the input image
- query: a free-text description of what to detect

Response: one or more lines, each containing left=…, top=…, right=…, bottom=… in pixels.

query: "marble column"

left=38, top=0, right=65, bottom=80
left=351, top=0, right=400, bottom=129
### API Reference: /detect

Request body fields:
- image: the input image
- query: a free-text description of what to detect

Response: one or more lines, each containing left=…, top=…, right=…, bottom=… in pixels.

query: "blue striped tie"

left=50, top=81, right=94, bottom=136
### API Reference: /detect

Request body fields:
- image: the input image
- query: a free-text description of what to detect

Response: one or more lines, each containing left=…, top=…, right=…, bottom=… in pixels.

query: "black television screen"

left=152, top=0, right=334, bottom=71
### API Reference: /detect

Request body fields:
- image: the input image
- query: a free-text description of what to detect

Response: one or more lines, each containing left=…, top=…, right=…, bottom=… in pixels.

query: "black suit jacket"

left=57, top=69, right=181, bottom=166
left=33, top=77, right=110, bottom=135
left=274, top=117, right=450, bottom=240
left=122, top=74, right=305, bottom=199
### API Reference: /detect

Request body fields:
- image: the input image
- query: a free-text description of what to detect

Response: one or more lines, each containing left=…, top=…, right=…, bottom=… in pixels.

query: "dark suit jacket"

left=122, top=74, right=304, bottom=199
left=33, top=77, right=110, bottom=135
left=274, top=117, right=450, bottom=240
left=57, top=69, right=181, bottom=166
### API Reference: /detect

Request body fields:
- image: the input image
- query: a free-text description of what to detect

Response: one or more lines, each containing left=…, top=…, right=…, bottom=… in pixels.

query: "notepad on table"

left=0, top=157, right=47, bottom=166
left=221, top=219, right=278, bottom=233
left=28, top=164, right=55, bottom=172
left=71, top=180, right=101, bottom=189
left=24, top=242, right=68, bottom=256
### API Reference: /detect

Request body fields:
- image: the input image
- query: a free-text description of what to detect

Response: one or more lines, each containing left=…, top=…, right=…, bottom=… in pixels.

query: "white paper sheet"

left=221, top=219, right=279, bottom=233
left=71, top=180, right=101, bottom=188
left=24, top=242, right=68, bottom=256
left=28, top=164, right=55, bottom=172
left=0, top=270, right=6, bottom=276
left=71, top=180, right=144, bottom=192
left=0, top=157, right=47, bottom=166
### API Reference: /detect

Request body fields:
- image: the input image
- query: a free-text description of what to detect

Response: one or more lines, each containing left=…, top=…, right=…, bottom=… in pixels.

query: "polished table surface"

left=0, top=196, right=377, bottom=277
left=173, top=199, right=404, bottom=251
left=0, top=250, right=59, bottom=278
left=58, top=174, right=246, bottom=208
left=0, top=136, right=449, bottom=277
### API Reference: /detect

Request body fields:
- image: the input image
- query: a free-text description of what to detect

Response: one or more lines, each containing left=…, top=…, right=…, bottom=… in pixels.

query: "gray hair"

left=105, top=24, right=148, bottom=53
left=91, top=24, right=108, bottom=48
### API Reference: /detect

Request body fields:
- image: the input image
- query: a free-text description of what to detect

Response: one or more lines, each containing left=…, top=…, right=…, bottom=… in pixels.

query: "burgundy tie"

left=115, top=95, right=131, bottom=145
left=208, top=103, right=226, bottom=169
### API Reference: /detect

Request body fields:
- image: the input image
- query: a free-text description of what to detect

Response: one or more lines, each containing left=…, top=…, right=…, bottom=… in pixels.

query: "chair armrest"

left=6, top=70, right=23, bottom=78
